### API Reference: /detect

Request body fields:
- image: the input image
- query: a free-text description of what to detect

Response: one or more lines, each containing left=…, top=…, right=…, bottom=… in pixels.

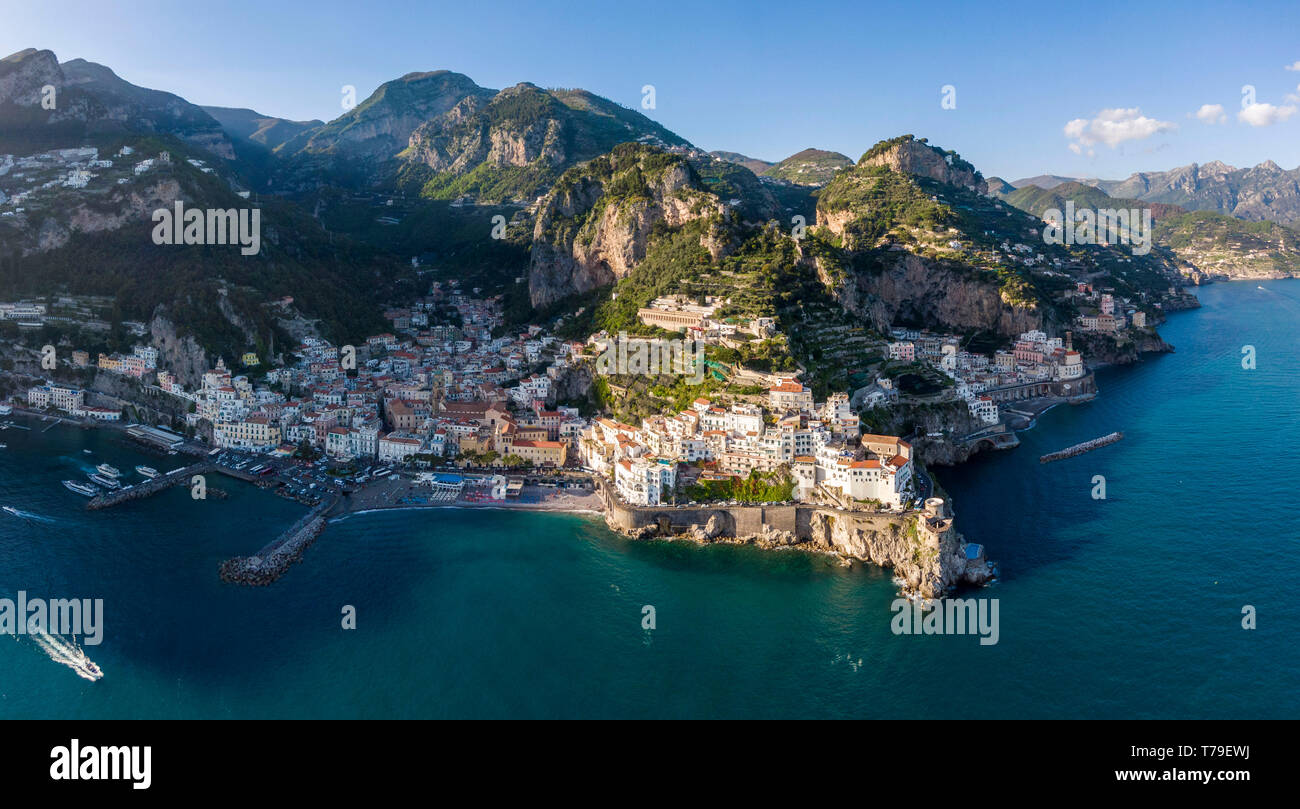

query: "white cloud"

left=1285, top=61, right=1300, bottom=71
left=1286, top=84, right=1300, bottom=104
left=1195, top=103, right=1227, bottom=124
left=1238, top=102, right=1298, bottom=126
left=1064, top=107, right=1177, bottom=151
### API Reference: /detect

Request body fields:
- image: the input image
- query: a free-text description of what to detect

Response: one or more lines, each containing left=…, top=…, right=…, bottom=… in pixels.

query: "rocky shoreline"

left=603, top=492, right=996, bottom=599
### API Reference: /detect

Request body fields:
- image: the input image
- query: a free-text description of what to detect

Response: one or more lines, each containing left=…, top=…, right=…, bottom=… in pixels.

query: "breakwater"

left=218, top=496, right=339, bottom=586
left=1039, top=431, right=1124, bottom=464
left=85, top=463, right=213, bottom=509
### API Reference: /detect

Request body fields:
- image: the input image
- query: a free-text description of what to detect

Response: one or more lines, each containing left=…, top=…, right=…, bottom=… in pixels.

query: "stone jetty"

left=85, top=462, right=213, bottom=509
left=1039, top=431, right=1124, bottom=464
left=218, top=496, right=339, bottom=586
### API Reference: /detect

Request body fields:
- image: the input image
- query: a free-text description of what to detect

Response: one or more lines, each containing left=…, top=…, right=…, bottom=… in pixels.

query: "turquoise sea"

left=1, top=279, right=1297, bottom=718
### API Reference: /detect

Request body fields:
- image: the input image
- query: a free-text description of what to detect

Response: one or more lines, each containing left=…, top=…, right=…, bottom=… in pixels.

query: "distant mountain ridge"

left=0, top=48, right=234, bottom=158
left=1010, top=161, right=1300, bottom=225
left=201, top=106, right=323, bottom=152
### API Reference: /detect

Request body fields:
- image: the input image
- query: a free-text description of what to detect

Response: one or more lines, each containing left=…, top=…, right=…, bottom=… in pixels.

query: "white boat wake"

left=2, top=506, right=56, bottom=523
left=28, top=630, right=104, bottom=681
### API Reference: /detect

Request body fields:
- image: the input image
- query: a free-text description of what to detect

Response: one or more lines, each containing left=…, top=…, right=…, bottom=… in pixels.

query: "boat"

left=0, top=443, right=6, bottom=449
left=95, top=463, right=122, bottom=478
left=88, top=473, right=120, bottom=489
left=135, top=465, right=160, bottom=479
left=2, top=506, right=19, bottom=516
left=0, top=404, right=11, bottom=416
left=63, top=480, right=98, bottom=496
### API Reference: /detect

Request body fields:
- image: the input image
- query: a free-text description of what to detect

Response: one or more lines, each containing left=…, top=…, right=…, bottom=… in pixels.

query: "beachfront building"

left=26, top=383, right=84, bottom=412
left=214, top=415, right=282, bottom=449
left=510, top=438, right=567, bottom=467
left=615, top=456, right=677, bottom=506
left=377, top=432, right=423, bottom=462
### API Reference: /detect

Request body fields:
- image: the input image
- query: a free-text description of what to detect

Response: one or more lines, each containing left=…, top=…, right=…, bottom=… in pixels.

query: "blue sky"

left=5, top=0, right=1300, bottom=180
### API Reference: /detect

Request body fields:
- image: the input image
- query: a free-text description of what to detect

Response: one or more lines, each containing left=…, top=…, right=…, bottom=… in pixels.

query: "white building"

left=614, top=456, right=677, bottom=506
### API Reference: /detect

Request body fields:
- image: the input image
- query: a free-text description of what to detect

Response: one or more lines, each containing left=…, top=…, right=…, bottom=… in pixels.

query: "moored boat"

left=135, top=465, right=160, bottom=479
left=95, top=463, right=122, bottom=478
left=88, top=473, right=121, bottom=489
left=63, top=480, right=98, bottom=496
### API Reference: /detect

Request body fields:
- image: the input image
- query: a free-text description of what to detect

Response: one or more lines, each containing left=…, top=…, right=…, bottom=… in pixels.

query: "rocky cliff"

left=149, top=311, right=213, bottom=389
left=857, top=135, right=986, bottom=195
left=1071, top=329, right=1173, bottom=366
left=605, top=489, right=994, bottom=599
left=528, top=144, right=728, bottom=307
left=15, top=177, right=183, bottom=256
left=402, top=83, right=690, bottom=203
left=823, top=250, right=1047, bottom=336
left=805, top=508, right=993, bottom=598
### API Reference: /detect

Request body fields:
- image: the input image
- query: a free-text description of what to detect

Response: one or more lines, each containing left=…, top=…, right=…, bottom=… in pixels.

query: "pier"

left=1040, top=432, right=1124, bottom=464
left=85, top=462, right=213, bottom=509
left=218, top=495, right=340, bottom=586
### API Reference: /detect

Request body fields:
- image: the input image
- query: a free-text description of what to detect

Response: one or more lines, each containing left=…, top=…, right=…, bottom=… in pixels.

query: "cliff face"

left=406, top=84, right=579, bottom=175
left=805, top=509, right=992, bottom=598
left=810, top=136, right=1054, bottom=339
left=603, top=489, right=994, bottom=599
left=1072, top=329, right=1173, bottom=366
left=21, top=178, right=184, bottom=256
left=528, top=145, right=727, bottom=308
left=149, top=312, right=211, bottom=389
left=858, top=137, right=986, bottom=195
left=823, top=250, right=1046, bottom=336
left=403, top=83, right=691, bottom=203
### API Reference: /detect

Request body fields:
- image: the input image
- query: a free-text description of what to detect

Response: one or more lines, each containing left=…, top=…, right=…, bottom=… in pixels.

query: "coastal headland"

left=598, top=482, right=994, bottom=599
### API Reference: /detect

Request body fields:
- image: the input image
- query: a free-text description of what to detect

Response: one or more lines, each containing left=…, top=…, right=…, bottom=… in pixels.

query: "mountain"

left=1009, top=161, right=1300, bottom=226
left=276, top=70, right=494, bottom=188
left=998, top=180, right=1300, bottom=280
left=397, top=82, right=690, bottom=204
left=0, top=49, right=234, bottom=158
left=1000, top=181, right=1123, bottom=215
left=1009, top=174, right=1080, bottom=190
left=710, top=150, right=774, bottom=175
left=528, top=142, right=729, bottom=308
left=984, top=176, right=1016, bottom=196
left=1092, top=160, right=1300, bottom=225
left=810, top=135, right=1181, bottom=339
left=202, top=106, right=322, bottom=152
left=0, top=133, right=411, bottom=374
left=761, top=148, right=852, bottom=186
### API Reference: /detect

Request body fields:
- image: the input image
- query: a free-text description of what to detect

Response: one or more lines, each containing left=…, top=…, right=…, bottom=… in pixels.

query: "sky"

left=4, top=0, right=1300, bottom=181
